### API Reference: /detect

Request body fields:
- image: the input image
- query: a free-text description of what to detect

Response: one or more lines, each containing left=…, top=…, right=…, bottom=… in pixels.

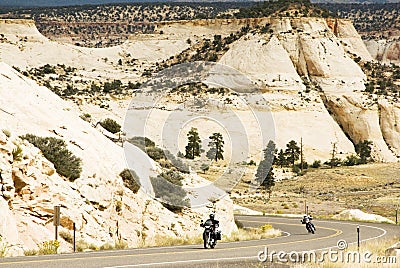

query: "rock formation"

left=365, top=38, right=400, bottom=64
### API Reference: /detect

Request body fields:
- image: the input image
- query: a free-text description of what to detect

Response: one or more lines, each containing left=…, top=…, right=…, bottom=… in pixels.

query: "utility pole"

left=331, top=142, right=337, bottom=168
left=300, top=137, right=304, bottom=172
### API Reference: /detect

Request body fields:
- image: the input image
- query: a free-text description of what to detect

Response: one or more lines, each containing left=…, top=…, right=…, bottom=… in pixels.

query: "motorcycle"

left=200, top=219, right=221, bottom=249
left=301, top=216, right=316, bottom=234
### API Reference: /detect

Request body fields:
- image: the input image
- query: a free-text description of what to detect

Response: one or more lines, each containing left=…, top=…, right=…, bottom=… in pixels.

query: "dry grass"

left=231, top=163, right=400, bottom=221
left=0, top=237, right=8, bottom=258
left=224, top=224, right=281, bottom=242
left=23, top=249, right=38, bottom=256
left=151, top=224, right=281, bottom=247
left=152, top=235, right=203, bottom=247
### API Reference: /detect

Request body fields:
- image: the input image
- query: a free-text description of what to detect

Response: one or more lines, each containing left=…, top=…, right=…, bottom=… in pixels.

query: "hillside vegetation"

left=232, top=0, right=332, bottom=19
left=322, top=3, right=400, bottom=38
left=0, top=1, right=335, bottom=47
left=0, top=2, right=250, bottom=47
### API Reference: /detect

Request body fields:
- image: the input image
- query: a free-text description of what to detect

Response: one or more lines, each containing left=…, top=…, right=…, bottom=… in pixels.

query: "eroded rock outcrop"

left=327, top=18, right=373, bottom=62
left=378, top=99, right=400, bottom=157
left=323, top=93, right=397, bottom=162
left=219, top=34, right=305, bottom=90
left=364, top=38, right=400, bottom=64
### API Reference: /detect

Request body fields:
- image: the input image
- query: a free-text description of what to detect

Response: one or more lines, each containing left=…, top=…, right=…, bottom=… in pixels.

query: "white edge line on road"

left=14, top=231, right=290, bottom=260
left=104, top=255, right=258, bottom=268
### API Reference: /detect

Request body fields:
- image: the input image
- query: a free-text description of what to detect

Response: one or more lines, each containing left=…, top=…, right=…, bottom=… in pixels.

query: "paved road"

left=1, top=216, right=398, bottom=268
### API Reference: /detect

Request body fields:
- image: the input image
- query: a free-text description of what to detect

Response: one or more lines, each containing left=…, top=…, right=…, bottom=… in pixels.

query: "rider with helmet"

left=200, top=213, right=220, bottom=240
left=301, top=214, right=316, bottom=232
left=208, top=213, right=219, bottom=227
left=201, top=214, right=219, bottom=228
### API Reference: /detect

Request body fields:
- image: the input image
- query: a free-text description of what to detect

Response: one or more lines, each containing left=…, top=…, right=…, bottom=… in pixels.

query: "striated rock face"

left=378, top=99, right=400, bottom=157
left=262, top=90, right=355, bottom=162
left=217, top=17, right=397, bottom=161
left=364, top=38, right=400, bottom=64
left=327, top=18, right=373, bottom=62
left=219, top=34, right=305, bottom=90
left=323, top=94, right=397, bottom=162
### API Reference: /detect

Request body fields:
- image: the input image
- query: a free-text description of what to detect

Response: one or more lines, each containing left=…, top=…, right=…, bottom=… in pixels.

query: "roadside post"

left=73, top=222, right=76, bottom=252
left=54, top=205, right=61, bottom=240
left=304, top=200, right=307, bottom=214
left=357, top=225, right=360, bottom=251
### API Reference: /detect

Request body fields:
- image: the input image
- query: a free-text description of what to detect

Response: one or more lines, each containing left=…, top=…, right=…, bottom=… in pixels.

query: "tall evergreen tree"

left=285, top=140, right=300, bottom=168
left=255, top=140, right=276, bottom=198
left=185, top=128, right=201, bottom=159
left=275, top=149, right=288, bottom=168
left=207, top=132, right=224, bottom=161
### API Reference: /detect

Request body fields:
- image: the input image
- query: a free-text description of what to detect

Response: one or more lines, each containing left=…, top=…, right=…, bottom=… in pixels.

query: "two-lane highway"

left=1, top=216, right=398, bottom=268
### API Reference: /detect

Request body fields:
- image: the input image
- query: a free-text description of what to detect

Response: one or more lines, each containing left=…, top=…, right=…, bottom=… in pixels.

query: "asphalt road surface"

left=1, top=216, right=398, bottom=268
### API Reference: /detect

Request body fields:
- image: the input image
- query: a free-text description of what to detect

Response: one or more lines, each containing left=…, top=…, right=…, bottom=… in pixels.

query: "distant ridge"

left=2, top=0, right=400, bottom=8
left=1, top=0, right=142, bottom=7
left=1, top=0, right=251, bottom=8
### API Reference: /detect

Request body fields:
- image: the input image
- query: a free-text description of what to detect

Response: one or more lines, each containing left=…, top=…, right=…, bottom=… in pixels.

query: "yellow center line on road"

left=233, top=220, right=343, bottom=247
left=241, top=219, right=341, bottom=235
left=0, top=220, right=342, bottom=266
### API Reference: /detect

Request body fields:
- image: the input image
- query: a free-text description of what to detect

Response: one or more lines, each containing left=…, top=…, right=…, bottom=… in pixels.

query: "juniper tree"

left=355, top=140, right=372, bottom=164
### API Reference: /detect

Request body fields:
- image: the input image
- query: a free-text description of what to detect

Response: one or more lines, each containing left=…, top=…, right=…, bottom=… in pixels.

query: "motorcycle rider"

left=301, top=214, right=316, bottom=231
left=200, top=213, right=219, bottom=239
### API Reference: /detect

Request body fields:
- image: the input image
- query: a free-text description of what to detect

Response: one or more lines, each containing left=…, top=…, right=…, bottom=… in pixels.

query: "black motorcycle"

left=301, top=216, right=316, bottom=234
left=200, top=219, right=221, bottom=249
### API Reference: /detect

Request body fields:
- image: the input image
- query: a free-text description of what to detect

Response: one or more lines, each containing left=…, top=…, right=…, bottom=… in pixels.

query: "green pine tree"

left=206, top=133, right=224, bottom=161
left=185, top=128, right=201, bottom=159
left=255, top=140, right=276, bottom=199
left=285, top=140, right=300, bottom=168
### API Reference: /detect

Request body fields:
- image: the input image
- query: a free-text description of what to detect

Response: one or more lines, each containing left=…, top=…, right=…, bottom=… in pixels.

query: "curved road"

left=1, top=216, right=398, bottom=268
